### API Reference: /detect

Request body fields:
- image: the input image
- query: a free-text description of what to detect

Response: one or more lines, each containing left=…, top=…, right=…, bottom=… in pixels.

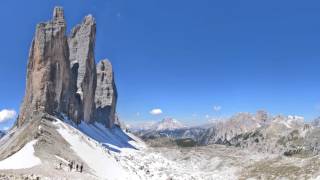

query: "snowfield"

left=56, top=120, right=133, bottom=180
left=0, top=140, right=41, bottom=170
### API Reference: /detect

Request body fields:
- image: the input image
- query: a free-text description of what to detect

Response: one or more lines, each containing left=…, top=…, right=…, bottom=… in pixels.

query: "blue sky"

left=1, top=0, right=320, bottom=128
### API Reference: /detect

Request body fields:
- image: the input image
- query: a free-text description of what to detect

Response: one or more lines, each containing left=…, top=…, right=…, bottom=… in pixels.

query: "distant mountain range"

left=131, top=111, right=320, bottom=155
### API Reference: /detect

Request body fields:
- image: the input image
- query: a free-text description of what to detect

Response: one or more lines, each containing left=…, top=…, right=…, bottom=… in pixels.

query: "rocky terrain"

left=147, top=143, right=320, bottom=180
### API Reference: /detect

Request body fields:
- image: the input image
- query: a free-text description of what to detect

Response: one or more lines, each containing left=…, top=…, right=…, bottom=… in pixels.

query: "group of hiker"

left=58, top=160, right=83, bottom=173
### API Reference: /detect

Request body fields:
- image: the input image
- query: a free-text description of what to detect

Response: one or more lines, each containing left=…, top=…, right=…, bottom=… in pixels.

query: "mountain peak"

left=17, top=7, right=116, bottom=128
left=153, top=118, right=186, bottom=131
left=53, top=6, right=64, bottom=21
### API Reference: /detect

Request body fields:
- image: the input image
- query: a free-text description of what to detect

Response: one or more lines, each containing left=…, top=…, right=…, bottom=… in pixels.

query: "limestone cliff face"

left=18, top=7, right=72, bottom=126
left=68, top=15, right=97, bottom=123
left=18, top=7, right=117, bottom=128
left=95, top=60, right=117, bottom=128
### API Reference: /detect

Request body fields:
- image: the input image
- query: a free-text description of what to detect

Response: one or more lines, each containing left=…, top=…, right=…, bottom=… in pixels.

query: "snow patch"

left=55, top=119, right=137, bottom=180
left=0, top=140, right=41, bottom=170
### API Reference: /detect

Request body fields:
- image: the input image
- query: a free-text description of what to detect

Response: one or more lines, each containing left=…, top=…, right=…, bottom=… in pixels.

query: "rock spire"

left=95, top=60, right=117, bottom=128
left=17, top=7, right=117, bottom=128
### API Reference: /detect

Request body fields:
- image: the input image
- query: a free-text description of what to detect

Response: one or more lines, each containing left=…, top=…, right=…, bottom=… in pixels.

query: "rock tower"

left=18, top=7, right=117, bottom=128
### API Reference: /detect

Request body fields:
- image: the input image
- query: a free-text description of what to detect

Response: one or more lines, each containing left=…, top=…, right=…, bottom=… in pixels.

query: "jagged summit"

left=152, top=118, right=186, bottom=131
left=17, top=6, right=70, bottom=127
left=53, top=6, right=64, bottom=21
left=17, top=7, right=117, bottom=128
left=68, top=12, right=97, bottom=123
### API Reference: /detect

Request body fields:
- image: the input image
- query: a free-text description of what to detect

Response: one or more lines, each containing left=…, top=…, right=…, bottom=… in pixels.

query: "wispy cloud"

left=150, top=108, right=163, bottom=115
left=213, top=105, right=222, bottom=112
left=0, top=109, right=17, bottom=123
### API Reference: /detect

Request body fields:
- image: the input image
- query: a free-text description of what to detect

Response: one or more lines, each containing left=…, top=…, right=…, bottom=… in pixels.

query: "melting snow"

left=55, top=119, right=138, bottom=180
left=0, top=140, right=41, bottom=170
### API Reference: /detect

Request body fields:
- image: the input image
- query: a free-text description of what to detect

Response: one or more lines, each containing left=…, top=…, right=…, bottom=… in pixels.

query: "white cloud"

left=0, top=109, right=17, bottom=123
left=213, top=106, right=222, bottom=112
left=205, top=114, right=210, bottom=119
left=149, top=108, right=163, bottom=115
left=2, top=126, right=9, bottom=131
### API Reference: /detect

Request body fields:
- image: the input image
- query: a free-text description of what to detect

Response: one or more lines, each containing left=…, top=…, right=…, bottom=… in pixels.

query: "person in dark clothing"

left=80, top=164, right=83, bottom=173
left=71, top=161, right=74, bottom=170
left=76, top=164, right=79, bottom=171
left=68, top=162, right=72, bottom=171
left=59, top=162, right=62, bottom=169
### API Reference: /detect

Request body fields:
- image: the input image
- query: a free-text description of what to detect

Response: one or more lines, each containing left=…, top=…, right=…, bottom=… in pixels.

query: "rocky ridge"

left=18, top=7, right=117, bottom=128
left=135, top=111, right=320, bottom=156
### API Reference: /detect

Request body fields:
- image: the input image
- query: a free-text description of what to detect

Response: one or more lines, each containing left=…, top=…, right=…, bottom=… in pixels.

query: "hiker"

left=71, top=161, right=74, bottom=170
left=76, top=164, right=79, bottom=171
left=59, top=162, right=62, bottom=169
left=68, top=162, right=72, bottom=171
left=80, top=164, right=83, bottom=173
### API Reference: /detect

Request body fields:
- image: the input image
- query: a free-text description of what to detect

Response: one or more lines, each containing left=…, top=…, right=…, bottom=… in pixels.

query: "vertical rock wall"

left=95, top=60, right=117, bottom=128
left=18, top=7, right=71, bottom=126
left=68, top=15, right=97, bottom=123
left=17, top=7, right=118, bottom=128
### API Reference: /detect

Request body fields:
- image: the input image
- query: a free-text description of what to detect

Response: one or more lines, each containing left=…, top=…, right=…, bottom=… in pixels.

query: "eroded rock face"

left=68, top=15, right=97, bottom=123
left=18, top=7, right=72, bottom=126
left=18, top=7, right=117, bottom=128
left=94, top=60, right=117, bottom=128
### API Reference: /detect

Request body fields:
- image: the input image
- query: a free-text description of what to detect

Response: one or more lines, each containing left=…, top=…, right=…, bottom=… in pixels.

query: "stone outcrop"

left=18, top=7, right=73, bottom=126
left=68, top=15, right=97, bottom=123
left=17, top=7, right=117, bottom=128
left=94, top=60, right=117, bottom=128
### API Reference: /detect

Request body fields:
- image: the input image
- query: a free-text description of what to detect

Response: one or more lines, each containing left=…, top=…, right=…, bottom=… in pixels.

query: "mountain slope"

left=0, top=114, right=145, bottom=179
left=0, top=114, right=245, bottom=180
